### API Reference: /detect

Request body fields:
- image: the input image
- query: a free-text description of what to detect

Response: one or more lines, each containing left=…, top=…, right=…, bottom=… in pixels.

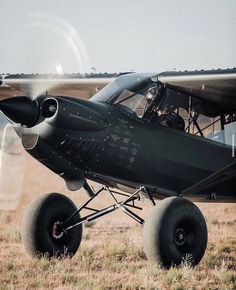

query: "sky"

left=0, top=0, right=235, bottom=74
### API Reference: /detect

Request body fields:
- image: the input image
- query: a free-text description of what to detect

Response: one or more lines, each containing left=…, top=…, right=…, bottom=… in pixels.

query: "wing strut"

left=181, top=160, right=236, bottom=198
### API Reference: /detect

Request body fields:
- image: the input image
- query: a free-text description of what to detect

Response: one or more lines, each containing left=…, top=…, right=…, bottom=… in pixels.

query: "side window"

left=115, top=90, right=148, bottom=117
left=178, top=108, right=231, bottom=146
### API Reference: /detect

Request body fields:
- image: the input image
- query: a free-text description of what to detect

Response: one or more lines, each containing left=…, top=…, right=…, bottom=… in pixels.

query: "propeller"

left=0, top=81, right=44, bottom=210
left=0, top=124, right=25, bottom=210
left=0, top=12, right=91, bottom=210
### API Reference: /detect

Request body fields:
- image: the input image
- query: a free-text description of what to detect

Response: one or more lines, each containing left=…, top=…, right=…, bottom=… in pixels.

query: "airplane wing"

left=158, top=68, right=236, bottom=110
left=0, top=74, right=115, bottom=100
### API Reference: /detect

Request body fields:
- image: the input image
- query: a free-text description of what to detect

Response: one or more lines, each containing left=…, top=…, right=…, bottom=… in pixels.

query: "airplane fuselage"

left=17, top=96, right=235, bottom=202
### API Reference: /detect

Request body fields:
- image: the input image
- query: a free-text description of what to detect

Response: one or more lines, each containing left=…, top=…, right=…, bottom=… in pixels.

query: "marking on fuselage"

left=120, top=146, right=129, bottom=152
left=69, top=113, right=98, bottom=125
left=130, top=148, right=138, bottom=156
left=111, top=134, right=121, bottom=142
left=108, top=143, right=119, bottom=149
left=210, top=192, right=217, bottom=200
left=123, top=138, right=130, bottom=144
left=131, top=142, right=141, bottom=148
left=129, top=157, right=135, bottom=163
left=124, top=131, right=132, bottom=137
left=118, top=118, right=129, bottom=125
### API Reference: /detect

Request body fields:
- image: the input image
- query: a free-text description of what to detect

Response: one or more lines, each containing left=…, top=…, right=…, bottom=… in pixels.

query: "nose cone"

left=0, top=96, right=39, bottom=127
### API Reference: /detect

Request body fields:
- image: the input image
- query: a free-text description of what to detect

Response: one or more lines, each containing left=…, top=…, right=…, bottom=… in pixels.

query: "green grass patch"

left=220, top=272, right=236, bottom=285
left=218, top=244, right=231, bottom=254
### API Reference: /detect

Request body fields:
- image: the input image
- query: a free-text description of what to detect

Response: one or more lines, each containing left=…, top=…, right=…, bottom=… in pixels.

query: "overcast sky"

left=0, top=0, right=235, bottom=74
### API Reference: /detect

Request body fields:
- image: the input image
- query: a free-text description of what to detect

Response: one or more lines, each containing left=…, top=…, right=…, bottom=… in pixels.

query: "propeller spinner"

left=0, top=96, right=39, bottom=127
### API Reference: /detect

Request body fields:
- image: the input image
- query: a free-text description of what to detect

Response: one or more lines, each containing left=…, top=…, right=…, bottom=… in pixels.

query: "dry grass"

left=0, top=154, right=236, bottom=290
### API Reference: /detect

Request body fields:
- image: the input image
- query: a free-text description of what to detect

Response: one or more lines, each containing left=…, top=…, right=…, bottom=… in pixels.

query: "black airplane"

left=0, top=69, right=235, bottom=268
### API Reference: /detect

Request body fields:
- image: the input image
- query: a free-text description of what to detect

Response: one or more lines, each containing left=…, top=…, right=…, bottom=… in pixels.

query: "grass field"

left=0, top=154, right=235, bottom=290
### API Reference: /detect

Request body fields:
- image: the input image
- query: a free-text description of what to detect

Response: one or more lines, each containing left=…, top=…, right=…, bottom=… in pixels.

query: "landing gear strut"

left=21, top=183, right=207, bottom=267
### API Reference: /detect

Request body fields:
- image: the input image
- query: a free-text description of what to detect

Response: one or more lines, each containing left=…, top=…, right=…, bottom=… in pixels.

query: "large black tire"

left=143, top=197, right=207, bottom=268
left=21, top=193, right=83, bottom=258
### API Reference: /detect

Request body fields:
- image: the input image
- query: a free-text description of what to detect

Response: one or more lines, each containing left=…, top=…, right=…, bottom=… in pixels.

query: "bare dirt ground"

left=0, top=154, right=235, bottom=290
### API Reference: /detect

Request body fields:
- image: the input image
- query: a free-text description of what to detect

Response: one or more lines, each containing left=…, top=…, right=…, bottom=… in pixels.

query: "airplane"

left=0, top=68, right=235, bottom=268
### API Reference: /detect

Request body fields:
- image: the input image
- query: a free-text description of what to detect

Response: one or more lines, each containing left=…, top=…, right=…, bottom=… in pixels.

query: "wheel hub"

left=174, top=228, right=186, bottom=246
left=52, top=222, right=64, bottom=239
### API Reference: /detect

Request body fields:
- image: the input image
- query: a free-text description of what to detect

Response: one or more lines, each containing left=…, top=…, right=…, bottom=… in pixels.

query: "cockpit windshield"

left=91, top=73, right=158, bottom=117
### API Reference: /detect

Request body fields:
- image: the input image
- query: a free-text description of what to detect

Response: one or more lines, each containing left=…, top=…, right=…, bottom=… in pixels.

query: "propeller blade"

left=19, top=77, right=62, bottom=99
left=0, top=124, right=25, bottom=210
